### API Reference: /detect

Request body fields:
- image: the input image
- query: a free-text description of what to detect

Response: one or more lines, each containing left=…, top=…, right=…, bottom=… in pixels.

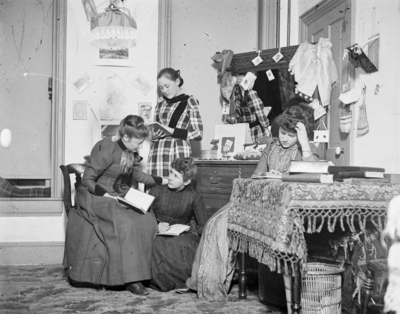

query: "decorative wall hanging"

left=357, top=87, right=369, bottom=136
left=339, top=113, right=352, bottom=134
left=288, top=38, right=338, bottom=107
left=90, top=0, right=137, bottom=49
left=343, top=34, right=379, bottom=74
left=313, top=120, right=329, bottom=143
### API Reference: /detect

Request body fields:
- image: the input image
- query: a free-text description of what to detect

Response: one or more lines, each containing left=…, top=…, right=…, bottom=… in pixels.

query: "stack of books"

left=281, top=161, right=387, bottom=183
left=282, top=161, right=335, bottom=183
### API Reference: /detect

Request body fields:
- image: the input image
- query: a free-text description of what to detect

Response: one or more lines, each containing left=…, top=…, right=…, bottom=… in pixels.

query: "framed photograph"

left=132, top=74, right=153, bottom=96
left=93, top=47, right=136, bottom=67
left=73, top=73, right=94, bottom=94
left=93, top=120, right=120, bottom=145
left=73, top=100, right=87, bottom=120
left=138, top=102, right=153, bottom=123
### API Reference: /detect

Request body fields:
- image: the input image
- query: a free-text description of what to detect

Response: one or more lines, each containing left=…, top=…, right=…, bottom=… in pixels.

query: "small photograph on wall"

left=132, top=74, right=153, bottom=96
left=73, top=73, right=94, bottom=94
left=73, top=100, right=87, bottom=120
left=94, top=47, right=135, bottom=67
left=138, top=102, right=152, bottom=123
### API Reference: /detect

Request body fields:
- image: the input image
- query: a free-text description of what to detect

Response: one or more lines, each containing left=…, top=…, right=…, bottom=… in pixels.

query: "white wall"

left=168, top=0, right=259, bottom=153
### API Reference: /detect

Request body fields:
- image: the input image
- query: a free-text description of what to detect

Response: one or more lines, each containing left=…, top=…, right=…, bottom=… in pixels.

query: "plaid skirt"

left=147, top=137, right=191, bottom=177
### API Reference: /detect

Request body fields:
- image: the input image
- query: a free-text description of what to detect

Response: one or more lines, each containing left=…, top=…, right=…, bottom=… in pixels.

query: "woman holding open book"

left=147, top=68, right=203, bottom=178
left=185, top=102, right=320, bottom=301
left=64, top=115, right=167, bottom=296
left=149, top=157, right=207, bottom=292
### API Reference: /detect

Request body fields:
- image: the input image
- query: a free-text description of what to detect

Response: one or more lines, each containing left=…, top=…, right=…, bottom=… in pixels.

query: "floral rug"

left=0, top=265, right=284, bottom=314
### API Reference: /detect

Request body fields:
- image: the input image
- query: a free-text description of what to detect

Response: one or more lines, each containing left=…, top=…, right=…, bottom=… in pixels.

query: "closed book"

left=333, top=171, right=384, bottom=179
left=328, top=165, right=385, bottom=173
left=157, top=224, right=190, bottom=236
left=145, top=122, right=172, bottom=136
left=251, top=172, right=282, bottom=179
left=282, top=173, right=334, bottom=183
left=342, top=177, right=390, bottom=183
left=288, top=161, right=333, bottom=174
left=116, top=188, right=155, bottom=214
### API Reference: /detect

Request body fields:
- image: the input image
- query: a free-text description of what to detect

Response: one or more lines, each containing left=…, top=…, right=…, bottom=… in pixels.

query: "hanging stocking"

left=357, top=87, right=369, bottom=136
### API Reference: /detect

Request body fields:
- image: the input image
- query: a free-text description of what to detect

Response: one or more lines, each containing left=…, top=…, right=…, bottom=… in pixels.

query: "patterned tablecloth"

left=227, top=178, right=400, bottom=274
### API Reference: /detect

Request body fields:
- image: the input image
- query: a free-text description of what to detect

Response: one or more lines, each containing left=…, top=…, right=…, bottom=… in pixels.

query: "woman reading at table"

left=185, top=102, right=320, bottom=301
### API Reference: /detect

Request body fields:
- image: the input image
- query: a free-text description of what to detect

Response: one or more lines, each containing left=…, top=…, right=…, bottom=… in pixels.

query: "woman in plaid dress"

left=147, top=68, right=203, bottom=178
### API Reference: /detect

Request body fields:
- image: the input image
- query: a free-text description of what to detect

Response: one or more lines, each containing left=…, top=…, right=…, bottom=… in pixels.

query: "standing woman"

left=147, top=68, right=203, bottom=178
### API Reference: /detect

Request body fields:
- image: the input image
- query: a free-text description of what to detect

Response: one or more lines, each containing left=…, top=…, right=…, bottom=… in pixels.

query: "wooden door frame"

left=0, top=0, right=67, bottom=216
left=299, top=0, right=354, bottom=164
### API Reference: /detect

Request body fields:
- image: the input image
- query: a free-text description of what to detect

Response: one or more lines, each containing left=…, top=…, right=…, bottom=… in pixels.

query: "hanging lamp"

left=90, top=0, right=137, bottom=49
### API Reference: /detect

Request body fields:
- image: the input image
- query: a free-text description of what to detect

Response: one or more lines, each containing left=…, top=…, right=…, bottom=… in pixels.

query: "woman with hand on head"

left=147, top=68, right=203, bottom=178
left=252, top=103, right=319, bottom=175
left=186, top=101, right=319, bottom=302
left=64, top=115, right=167, bottom=296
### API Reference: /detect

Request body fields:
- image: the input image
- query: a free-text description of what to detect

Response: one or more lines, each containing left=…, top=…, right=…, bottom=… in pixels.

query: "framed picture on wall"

left=93, top=47, right=136, bottom=67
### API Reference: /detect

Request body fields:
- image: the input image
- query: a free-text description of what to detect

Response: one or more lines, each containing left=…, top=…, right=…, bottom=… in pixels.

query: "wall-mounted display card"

left=132, top=74, right=153, bottom=96
left=73, top=100, right=88, bottom=120
left=73, top=73, right=94, bottom=94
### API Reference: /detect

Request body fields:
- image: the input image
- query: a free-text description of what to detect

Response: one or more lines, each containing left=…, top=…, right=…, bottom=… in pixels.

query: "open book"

left=116, top=188, right=155, bottom=214
left=146, top=122, right=172, bottom=136
left=251, top=172, right=282, bottom=179
left=157, top=224, right=190, bottom=236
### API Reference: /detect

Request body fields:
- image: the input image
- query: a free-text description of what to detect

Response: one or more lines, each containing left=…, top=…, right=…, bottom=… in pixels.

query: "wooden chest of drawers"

left=194, top=160, right=258, bottom=219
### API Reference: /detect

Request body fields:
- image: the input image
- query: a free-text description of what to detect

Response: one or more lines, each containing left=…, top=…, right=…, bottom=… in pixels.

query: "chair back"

left=59, top=163, right=87, bottom=216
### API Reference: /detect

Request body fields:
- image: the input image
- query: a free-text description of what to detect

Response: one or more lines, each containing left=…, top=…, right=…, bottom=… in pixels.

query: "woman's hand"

left=158, top=222, right=170, bottom=233
left=152, top=126, right=174, bottom=139
left=295, top=122, right=310, bottom=149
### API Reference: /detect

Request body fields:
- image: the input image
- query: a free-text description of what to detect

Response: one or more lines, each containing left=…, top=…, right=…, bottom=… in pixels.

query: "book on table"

left=342, top=177, right=390, bottom=183
left=145, top=122, right=172, bottom=136
left=251, top=172, right=282, bottom=179
left=157, top=224, right=190, bottom=236
left=288, top=160, right=334, bottom=174
left=327, top=165, right=385, bottom=173
left=281, top=172, right=334, bottom=183
left=333, top=170, right=385, bottom=180
left=116, top=188, right=155, bottom=214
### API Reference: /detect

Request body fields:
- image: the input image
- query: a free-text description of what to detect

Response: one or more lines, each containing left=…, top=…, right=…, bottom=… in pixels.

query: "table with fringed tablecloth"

left=227, top=178, right=400, bottom=314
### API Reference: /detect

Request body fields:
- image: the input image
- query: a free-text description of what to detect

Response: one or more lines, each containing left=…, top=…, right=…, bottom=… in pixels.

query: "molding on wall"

left=258, top=0, right=278, bottom=50
left=158, top=0, right=171, bottom=72
left=0, top=198, right=64, bottom=216
left=0, top=241, right=65, bottom=266
left=52, top=0, right=67, bottom=199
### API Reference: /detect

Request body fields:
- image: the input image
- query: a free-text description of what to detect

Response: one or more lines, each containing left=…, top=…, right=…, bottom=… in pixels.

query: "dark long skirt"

left=63, top=187, right=157, bottom=286
left=150, top=232, right=200, bottom=291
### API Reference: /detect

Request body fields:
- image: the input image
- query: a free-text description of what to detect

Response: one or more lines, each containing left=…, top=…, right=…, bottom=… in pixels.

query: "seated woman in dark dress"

left=149, top=157, right=207, bottom=292
left=63, top=115, right=167, bottom=296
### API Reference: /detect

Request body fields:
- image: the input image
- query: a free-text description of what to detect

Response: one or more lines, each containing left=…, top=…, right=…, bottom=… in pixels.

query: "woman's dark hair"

left=157, top=68, right=184, bottom=87
left=118, top=115, right=149, bottom=139
left=171, top=157, right=197, bottom=181
left=274, top=104, right=315, bottom=139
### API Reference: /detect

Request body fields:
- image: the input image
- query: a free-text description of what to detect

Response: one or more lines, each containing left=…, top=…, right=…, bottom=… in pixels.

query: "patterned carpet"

left=0, top=265, right=285, bottom=314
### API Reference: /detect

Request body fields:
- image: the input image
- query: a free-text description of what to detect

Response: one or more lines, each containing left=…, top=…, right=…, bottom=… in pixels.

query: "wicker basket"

left=284, top=262, right=344, bottom=314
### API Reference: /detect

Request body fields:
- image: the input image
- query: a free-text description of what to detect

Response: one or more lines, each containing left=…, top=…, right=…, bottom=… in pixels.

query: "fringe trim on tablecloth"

left=228, top=230, right=304, bottom=275
left=297, top=207, right=387, bottom=234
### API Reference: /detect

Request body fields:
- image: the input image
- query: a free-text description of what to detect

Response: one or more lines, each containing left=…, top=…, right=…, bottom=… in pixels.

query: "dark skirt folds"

left=63, top=187, right=157, bottom=286
left=150, top=232, right=200, bottom=291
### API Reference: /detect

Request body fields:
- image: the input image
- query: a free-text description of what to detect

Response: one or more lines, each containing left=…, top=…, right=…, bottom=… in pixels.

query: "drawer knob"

left=209, top=176, right=222, bottom=184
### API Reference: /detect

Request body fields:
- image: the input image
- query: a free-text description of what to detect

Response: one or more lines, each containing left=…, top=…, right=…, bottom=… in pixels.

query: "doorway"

left=300, top=0, right=353, bottom=165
